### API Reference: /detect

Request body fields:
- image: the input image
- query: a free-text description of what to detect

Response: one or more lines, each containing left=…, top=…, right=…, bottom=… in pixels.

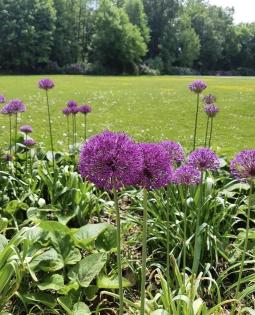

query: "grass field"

left=0, top=75, right=254, bottom=157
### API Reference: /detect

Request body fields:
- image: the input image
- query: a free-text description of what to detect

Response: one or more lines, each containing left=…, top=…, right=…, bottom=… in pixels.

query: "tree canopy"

left=0, top=0, right=254, bottom=74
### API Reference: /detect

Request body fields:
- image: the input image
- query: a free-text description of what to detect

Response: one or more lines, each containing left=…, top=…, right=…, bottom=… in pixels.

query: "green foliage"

left=91, top=0, right=147, bottom=73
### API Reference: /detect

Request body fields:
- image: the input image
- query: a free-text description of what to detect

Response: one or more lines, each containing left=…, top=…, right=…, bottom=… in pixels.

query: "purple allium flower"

left=188, top=148, right=220, bottom=171
left=0, top=95, right=5, bottom=103
left=160, top=141, right=185, bottom=164
left=79, top=130, right=143, bottom=191
left=2, top=153, right=13, bottom=162
left=62, top=107, right=71, bottom=116
left=204, top=103, right=219, bottom=118
left=0, top=103, right=13, bottom=115
left=69, top=106, right=79, bottom=115
left=203, top=94, right=216, bottom=104
left=78, top=104, right=92, bottom=114
left=230, top=150, right=255, bottom=181
left=67, top=100, right=78, bottom=108
left=172, top=164, right=201, bottom=185
left=6, top=99, right=26, bottom=114
left=138, top=143, right=173, bottom=189
left=38, top=78, right=55, bottom=90
left=24, top=138, right=36, bottom=148
left=20, top=125, right=33, bottom=134
left=188, top=80, right=207, bottom=94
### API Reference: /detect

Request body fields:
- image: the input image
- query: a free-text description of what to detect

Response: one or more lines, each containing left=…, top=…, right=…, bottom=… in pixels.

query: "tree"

left=143, top=0, right=180, bottom=58
left=0, top=0, right=56, bottom=71
left=91, top=0, right=147, bottom=73
left=124, top=0, right=150, bottom=44
left=175, top=14, right=200, bottom=67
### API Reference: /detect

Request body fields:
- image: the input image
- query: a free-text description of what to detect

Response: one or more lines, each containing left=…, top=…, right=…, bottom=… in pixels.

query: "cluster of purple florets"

left=62, top=100, right=92, bottom=116
left=230, top=150, right=255, bottom=182
left=0, top=99, right=26, bottom=115
left=79, top=130, right=221, bottom=191
left=188, top=80, right=207, bottom=94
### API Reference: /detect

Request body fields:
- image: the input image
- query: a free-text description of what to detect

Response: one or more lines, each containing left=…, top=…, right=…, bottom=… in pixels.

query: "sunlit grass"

left=0, top=75, right=254, bottom=157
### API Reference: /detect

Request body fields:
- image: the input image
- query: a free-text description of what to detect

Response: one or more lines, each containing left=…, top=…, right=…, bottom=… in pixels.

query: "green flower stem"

left=232, top=181, right=253, bottom=312
left=208, top=117, right=214, bottom=148
left=113, top=187, right=123, bottom=315
left=204, top=116, right=210, bottom=147
left=14, top=113, right=18, bottom=170
left=192, top=171, right=204, bottom=275
left=166, top=186, right=171, bottom=314
left=84, top=114, right=87, bottom=141
left=67, top=116, right=70, bottom=153
left=74, top=114, right=77, bottom=150
left=140, top=188, right=148, bottom=315
left=45, top=90, right=55, bottom=173
left=25, top=134, right=28, bottom=175
left=183, top=186, right=188, bottom=277
left=193, top=93, right=200, bottom=151
left=72, top=114, right=75, bottom=152
left=9, top=115, right=12, bottom=156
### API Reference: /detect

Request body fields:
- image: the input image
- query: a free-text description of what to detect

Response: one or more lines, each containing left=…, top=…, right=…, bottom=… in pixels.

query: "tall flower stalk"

left=39, top=79, right=55, bottom=172
left=173, top=164, right=201, bottom=276
left=188, top=80, right=207, bottom=151
left=138, top=143, right=173, bottom=315
left=1, top=99, right=26, bottom=168
left=113, top=187, right=124, bottom=313
left=62, top=107, right=71, bottom=153
left=67, top=101, right=78, bottom=153
left=188, top=148, right=220, bottom=274
left=204, top=103, right=219, bottom=148
left=230, top=150, right=255, bottom=312
left=20, top=125, right=33, bottom=174
left=78, top=104, right=92, bottom=141
left=78, top=131, right=143, bottom=315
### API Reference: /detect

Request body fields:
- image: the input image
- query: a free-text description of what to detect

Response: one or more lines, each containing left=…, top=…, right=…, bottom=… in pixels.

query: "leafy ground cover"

left=1, top=75, right=255, bottom=157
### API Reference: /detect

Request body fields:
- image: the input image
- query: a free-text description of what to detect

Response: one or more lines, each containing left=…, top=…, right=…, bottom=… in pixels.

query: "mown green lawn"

left=0, top=75, right=254, bottom=157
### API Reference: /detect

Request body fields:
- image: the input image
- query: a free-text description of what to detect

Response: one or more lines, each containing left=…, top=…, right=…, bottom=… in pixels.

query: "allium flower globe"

left=24, top=138, right=36, bottom=147
left=188, top=80, right=207, bottom=94
left=2, top=99, right=26, bottom=114
left=203, top=94, right=216, bottom=104
left=139, top=143, right=173, bottom=189
left=188, top=148, right=220, bottom=171
left=230, top=150, right=255, bottom=181
left=204, top=104, right=219, bottom=118
left=0, top=95, right=5, bottom=103
left=67, top=100, right=78, bottom=108
left=79, top=104, right=92, bottom=114
left=20, top=125, right=33, bottom=134
left=69, top=106, right=79, bottom=114
left=39, top=79, right=55, bottom=90
left=62, top=107, right=71, bottom=116
left=79, top=131, right=143, bottom=191
left=0, top=103, right=13, bottom=115
left=160, top=141, right=184, bottom=164
left=173, top=164, right=201, bottom=185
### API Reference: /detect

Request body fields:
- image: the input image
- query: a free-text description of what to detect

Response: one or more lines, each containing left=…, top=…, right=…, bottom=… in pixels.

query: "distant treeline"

left=0, top=0, right=255, bottom=75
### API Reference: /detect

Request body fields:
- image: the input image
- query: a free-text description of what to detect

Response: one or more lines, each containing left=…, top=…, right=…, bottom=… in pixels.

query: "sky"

left=208, top=0, right=255, bottom=24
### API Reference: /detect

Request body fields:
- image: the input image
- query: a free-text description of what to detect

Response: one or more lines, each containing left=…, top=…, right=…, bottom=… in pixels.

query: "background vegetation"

left=0, top=0, right=255, bottom=75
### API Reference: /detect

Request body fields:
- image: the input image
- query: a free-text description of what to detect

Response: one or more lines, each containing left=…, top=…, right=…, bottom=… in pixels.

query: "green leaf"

left=37, top=274, right=64, bottom=291
left=95, top=224, right=117, bottom=251
left=5, top=200, right=28, bottom=214
left=150, top=311, right=169, bottom=315
left=0, top=234, right=8, bottom=251
left=74, top=223, right=110, bottom=247
left=73, top=302, right=91, bottom=315
left=58, top=281, right=79, bottom=295
left=39, top=220, right=71, bottom=235
left=97, top=274, right=133, bottom=289
left=68, top=252, right=107, bottom=287
left=29, top=247, right=64, bottom=272
left=22, top=292, right=56, bottom=308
